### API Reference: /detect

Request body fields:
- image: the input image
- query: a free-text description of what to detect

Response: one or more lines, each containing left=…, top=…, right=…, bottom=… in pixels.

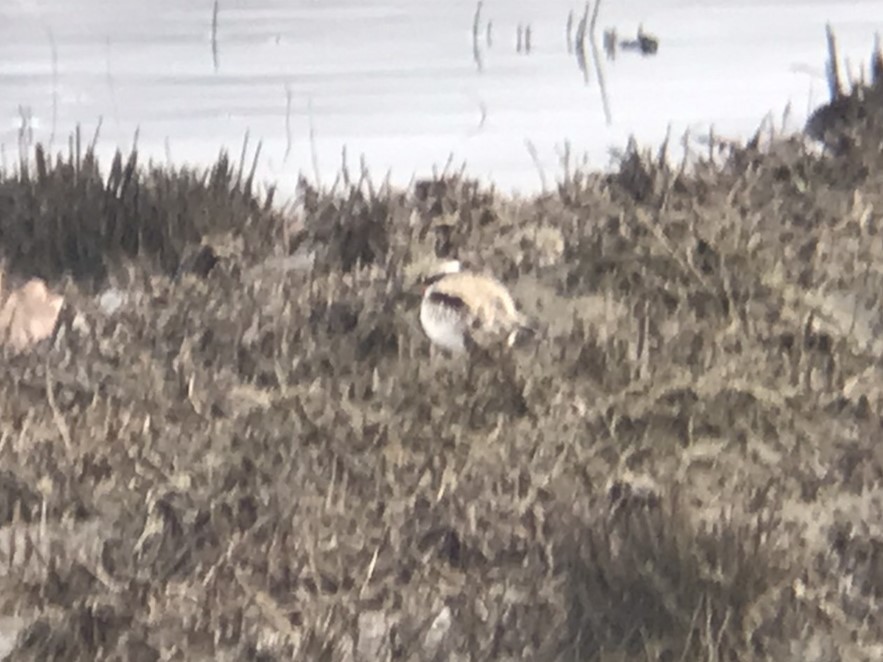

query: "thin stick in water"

left=472, top=1, right=484, bottom=72
left=589, top=0, right=601, bottom=33
left=590, top=42, right=612, bottom=125
left=588, top=0, right=613, bottom=124
left=211, top=0, right=220, bottom=72
left=574, top=4, right=589, bottom=84
left=566, top=10, right=574, bottom=53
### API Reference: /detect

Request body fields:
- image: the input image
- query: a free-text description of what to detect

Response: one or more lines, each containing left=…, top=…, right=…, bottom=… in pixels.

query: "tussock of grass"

left=0, top=127, right=279, bottom=292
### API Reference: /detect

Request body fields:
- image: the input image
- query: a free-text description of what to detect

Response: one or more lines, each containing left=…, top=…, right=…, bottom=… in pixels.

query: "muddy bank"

left=1, top=43, right=883, bottom=661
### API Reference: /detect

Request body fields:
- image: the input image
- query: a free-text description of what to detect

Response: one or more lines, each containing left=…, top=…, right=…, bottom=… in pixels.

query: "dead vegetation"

left=1, top=39, right=883, bottom=662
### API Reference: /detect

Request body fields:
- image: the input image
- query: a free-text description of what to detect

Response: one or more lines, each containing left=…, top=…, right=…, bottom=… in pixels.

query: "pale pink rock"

left=0, top=275, right=64, bottom=353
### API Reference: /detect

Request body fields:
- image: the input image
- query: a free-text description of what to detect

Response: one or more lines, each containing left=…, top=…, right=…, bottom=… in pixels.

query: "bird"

left=418, top=259, right=535, bottom=354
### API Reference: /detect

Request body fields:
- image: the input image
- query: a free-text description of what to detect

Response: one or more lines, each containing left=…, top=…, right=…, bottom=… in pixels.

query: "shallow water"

left=1, top=0, right=881, bottom=199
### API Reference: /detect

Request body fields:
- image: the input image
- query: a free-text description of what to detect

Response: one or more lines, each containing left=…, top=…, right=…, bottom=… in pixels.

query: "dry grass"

left=1, top=42, right=883, bottom=662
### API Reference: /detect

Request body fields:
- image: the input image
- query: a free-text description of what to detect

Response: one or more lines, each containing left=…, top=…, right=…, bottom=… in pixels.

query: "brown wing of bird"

left=467, top=280, right=533, bottom=348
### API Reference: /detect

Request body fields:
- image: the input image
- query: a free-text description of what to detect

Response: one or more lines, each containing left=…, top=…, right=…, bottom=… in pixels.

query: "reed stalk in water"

left=211, top=0, right=220, bottom=72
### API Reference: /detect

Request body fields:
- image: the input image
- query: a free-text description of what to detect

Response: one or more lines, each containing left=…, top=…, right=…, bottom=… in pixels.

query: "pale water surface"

left=1, top=0, right=881, bottom=199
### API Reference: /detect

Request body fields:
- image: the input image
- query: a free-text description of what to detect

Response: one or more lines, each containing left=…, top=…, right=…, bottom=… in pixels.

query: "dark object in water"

left=622, top=27, right=659, bottom=56
left=603, top=25, right=659, bottom=60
